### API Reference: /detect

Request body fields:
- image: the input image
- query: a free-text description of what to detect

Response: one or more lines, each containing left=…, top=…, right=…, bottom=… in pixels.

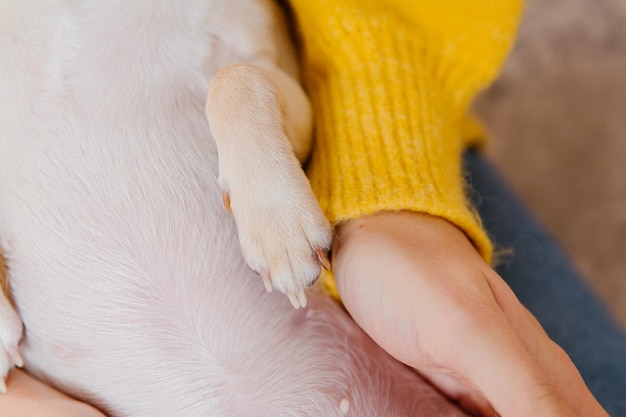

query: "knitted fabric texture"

left=288, top=0, right=522, bottom=297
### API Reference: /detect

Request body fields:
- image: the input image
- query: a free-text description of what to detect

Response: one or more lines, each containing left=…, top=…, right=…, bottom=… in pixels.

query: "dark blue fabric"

left=464, top=150, right=626, bottom=416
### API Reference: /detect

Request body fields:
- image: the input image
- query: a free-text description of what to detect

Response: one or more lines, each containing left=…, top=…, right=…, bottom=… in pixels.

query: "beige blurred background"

left=474, top=0, right=626, bottom=329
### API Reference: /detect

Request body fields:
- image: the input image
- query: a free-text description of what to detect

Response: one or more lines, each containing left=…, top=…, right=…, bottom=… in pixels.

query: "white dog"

left=0, top=1, right=467, bottom=416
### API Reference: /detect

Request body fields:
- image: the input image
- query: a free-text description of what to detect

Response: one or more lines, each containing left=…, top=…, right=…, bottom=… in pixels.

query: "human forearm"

left=288, top=0, right=523, bottom=262
left=0, top=370, right=106, bottom=417
left=332, top=211, right=609, bottom=417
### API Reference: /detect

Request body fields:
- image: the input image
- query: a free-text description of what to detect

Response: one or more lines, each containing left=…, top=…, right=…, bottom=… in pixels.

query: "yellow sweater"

left=287, top=0, right=522, bottom=295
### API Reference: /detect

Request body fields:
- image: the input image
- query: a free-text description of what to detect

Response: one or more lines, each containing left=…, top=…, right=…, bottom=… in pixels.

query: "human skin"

left=332, top=210, right=609, bottom=417
left=0, top=369, right=105, bottom=417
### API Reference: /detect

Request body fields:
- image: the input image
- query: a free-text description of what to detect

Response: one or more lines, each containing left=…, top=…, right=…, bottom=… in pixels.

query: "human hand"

left=0, top=369, right=106, bottom=417
left=332, top=211, right=608, bottom=417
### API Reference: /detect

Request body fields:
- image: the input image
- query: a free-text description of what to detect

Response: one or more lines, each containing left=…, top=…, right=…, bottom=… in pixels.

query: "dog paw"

left=220, top=162, right=332, bottom=308
left=0, top=298, right=24, bottom=393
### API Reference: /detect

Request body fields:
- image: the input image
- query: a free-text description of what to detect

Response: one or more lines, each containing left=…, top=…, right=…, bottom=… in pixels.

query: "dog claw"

left=260, top=269, right=273, bottom=293
left=315, top=249, right=331, bottom=270
left=0, top=377, right=6, bottom=394
left=222, top=190, right=231, bottom=213
left=297, top=290, right=307, bottom=308
left=10, top=347, right=23, bottom=368
left=287, top=292, right=301, bottom=309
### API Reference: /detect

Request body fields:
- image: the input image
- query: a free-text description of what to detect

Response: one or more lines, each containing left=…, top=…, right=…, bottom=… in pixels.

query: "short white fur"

left=0, top=1, right=467, bottom=416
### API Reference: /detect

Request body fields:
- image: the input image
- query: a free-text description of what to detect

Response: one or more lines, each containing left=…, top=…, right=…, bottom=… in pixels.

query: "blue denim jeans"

left=464, top=150, right=626, bottom=416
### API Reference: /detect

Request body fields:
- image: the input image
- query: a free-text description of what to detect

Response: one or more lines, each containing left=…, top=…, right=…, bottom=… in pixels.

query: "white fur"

left=207, top=61, right=331, bottom=305
left=0, top=1, right=467, bottom=416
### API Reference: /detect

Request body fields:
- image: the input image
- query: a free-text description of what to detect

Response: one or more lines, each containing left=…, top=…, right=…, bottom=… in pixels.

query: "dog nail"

left=221, top=190, right=231, bottom=213
left=0, top=378, right=6, bottom=394
left=287, top=293, right=300, bottom=309
left=315, top=249, right=331, bottom=270
left=260, top=269, right=273, bottom=292
left=11, top=347, right=23, bottom=368
left=297, top=290, right=307, bottom=308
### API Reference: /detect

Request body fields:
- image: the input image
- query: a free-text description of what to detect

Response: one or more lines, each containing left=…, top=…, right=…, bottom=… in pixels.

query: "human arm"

left=287, top=1, right=609, bottom=415
left=333, top=211, right=607, bottom=417
left=0, top=369, right=106, bottom=417
left=288, top=0, right=522, bottom=267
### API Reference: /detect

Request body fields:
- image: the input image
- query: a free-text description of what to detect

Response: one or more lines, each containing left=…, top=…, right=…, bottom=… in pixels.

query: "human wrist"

left=333, top=210, right=485, bottom=282
left=336, top=211, right=491, bottom=281
left=335, top=211, right=480, bottom=254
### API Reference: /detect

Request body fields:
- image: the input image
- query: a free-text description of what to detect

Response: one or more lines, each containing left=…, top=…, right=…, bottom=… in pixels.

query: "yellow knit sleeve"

left=288, top=0, right=522, bottom=271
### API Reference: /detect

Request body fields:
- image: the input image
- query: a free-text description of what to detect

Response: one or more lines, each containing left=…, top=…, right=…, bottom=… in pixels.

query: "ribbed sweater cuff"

left=301, top=16, right=493, bottom=262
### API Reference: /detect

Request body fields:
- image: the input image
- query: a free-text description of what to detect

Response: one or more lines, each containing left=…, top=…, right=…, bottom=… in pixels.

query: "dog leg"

left=206, top=63, right=331, bottom=307
left=0, top=248, right=24, bottom=392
